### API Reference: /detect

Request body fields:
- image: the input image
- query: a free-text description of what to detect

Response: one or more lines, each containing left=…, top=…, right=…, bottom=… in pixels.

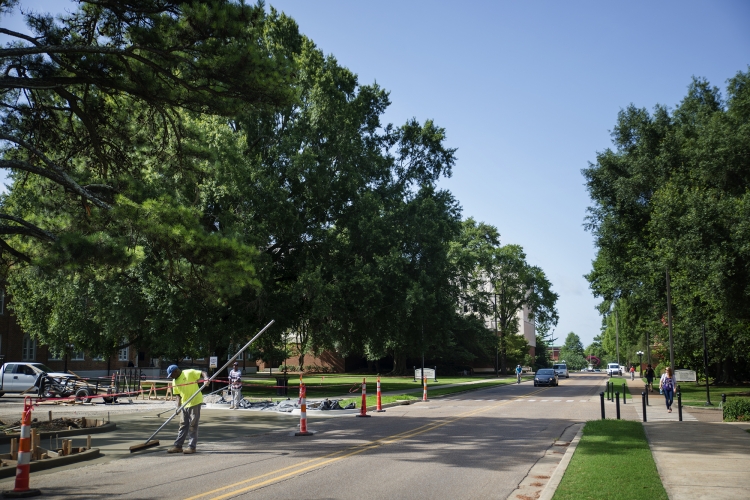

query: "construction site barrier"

left=423, top=376, right=428, bottom=401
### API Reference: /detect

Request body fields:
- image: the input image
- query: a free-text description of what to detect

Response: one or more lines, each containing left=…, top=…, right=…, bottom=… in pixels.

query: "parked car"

left=552, top=363, right=570, bottom=378
left=606, top=362, right=622, bottom=376
left=0, top=362, right=76, bottom=396
left=534, top=368, right=559, bottom=387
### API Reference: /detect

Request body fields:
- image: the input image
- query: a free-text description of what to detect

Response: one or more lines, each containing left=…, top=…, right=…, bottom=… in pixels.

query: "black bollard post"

left=721, top=393, right=726, bottom=404
left=616, top=391, right=621, bottom=420
left=607, top=381, right=611, bottom=401
left=623, top=385, right=627, bottom=405
left=645, top=387, right=649, bottom=406
left=600, top=392, right=606, bottom=420
left=677, top=392, right=682, bottom=421
left=642, top=392, right=647, bottom=422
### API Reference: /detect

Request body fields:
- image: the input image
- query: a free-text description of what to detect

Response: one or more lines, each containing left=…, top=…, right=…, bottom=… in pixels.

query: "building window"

left=71, top=350, right=85, bottom=361
left=228, top=345, right=244, bottom=361
left=48, top=350, right=63, bottom=361
left=92, top=354, right=104, bottom=361
left=22, top=334, right=36, bottom=361
left=118, top=346, right=129, bottom=361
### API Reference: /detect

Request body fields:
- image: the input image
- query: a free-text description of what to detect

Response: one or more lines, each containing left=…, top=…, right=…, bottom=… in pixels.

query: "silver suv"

left=552, top=363, right=569, bottom=378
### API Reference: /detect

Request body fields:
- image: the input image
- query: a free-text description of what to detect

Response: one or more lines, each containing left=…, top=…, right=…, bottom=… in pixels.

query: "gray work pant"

left=232, top=386, right=243, bottom=408
left=174, top=405, right=201, bottom=450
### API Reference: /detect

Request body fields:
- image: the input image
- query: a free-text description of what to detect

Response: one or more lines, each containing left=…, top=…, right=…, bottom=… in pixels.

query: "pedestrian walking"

left=645, top=364, right=655, bottom=392
left=228, top=361, right=243, bottom=409
left=630, top=365, right=635, bottom=380
left=659, top=367, right=675, bottom=413
left=166, top=365, right=209, bottom=454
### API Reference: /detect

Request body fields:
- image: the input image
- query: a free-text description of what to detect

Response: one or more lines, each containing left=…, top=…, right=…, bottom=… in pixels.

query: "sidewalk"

left=644, top=421, right=750, bottom=499
left=607, top=378, right=750, bottom=499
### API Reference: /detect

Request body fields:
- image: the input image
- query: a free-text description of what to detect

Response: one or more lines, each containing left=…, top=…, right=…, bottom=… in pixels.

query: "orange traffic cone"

left=376, top=375, right=385, bottom=412
left=356, top=378, right=371, bottom=418
left=3, top=397, right=41, bottom=498
left=295, top=383, right=313, bottom=436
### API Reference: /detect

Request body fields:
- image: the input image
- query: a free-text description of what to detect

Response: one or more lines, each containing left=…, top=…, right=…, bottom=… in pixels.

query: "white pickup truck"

left=606, top=362, right=622, bottom=376
left=0, top=362, right=75, bottom=397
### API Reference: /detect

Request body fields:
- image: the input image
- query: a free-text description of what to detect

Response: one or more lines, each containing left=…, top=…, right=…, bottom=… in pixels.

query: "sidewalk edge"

left=538, top=423, right=584, bottom=500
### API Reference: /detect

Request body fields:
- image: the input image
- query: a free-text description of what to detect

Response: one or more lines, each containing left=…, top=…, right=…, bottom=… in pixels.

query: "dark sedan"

left=534, top=368, right=559, bottom=387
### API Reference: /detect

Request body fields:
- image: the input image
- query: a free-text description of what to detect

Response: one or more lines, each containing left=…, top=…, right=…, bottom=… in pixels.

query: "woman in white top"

left=659, top=367, right=675, bottom=413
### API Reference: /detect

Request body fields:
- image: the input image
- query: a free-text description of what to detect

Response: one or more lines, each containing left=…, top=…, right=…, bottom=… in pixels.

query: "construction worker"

left=166, top=365, right=208, bottom=455
left=228, top=361, right=243, bottom=409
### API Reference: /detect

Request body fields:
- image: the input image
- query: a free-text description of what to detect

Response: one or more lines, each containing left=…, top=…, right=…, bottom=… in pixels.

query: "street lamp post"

left=637, top=351, right=644, bottom=378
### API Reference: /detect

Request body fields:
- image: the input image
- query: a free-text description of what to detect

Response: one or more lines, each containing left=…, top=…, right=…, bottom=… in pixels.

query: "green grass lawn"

left=553, top=420, right=667, bottom=500
left=228, top=374, right=528, bottom=401
left=605, top=377, right=632, bottom=401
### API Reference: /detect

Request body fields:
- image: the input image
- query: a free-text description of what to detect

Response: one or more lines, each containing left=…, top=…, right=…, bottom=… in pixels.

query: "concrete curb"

left=0, top=422, right=116, bottom=444
left=538, top=423, right=585, bottom=500
left=0, top=448, right=101, bottom=479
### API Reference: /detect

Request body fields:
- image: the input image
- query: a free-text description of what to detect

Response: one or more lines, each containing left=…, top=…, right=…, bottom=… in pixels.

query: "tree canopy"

left=584, top=69, right=750, bottom=382
left=0, top=1, right=559, bottom=373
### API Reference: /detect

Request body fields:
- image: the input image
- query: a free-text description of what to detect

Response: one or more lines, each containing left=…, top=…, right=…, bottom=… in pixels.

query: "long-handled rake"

left=130, top=320, right=274, bottom=452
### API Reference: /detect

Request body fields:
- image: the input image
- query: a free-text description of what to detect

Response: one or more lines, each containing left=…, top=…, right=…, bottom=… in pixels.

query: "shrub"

left=723, top=399, right=750, bottom=421
left=303, top=365, right=333, bottom=373
left=277, top=364, right=298, bottom=372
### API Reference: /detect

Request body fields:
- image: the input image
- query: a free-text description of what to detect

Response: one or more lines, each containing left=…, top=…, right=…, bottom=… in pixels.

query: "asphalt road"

left=0, top=373, right=608, bottom=500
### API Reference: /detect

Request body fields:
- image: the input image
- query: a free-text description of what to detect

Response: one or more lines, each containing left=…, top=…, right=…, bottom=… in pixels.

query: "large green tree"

left=0, top=1, right=299, bottom=358
left=584, top=69, right=750, bottom=381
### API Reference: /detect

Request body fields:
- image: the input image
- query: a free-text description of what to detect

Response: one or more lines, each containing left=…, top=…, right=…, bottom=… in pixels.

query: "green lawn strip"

left=606, top=377, right=631, bottom=401
left=552, top=420, right=668, bottom=500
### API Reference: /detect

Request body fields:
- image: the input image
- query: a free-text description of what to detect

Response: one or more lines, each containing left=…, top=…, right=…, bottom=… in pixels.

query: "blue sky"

left=3, top=1, right=750, bottom=346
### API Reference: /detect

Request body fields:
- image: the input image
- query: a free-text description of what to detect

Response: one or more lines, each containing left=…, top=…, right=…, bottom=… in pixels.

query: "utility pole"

left=702, top=324, right=712, bottom=406
left=665, top=268, right=675, bottom=370
left=421, top=322, right=425, bottom=384
left=494, top=293, right=499, bottom=378
left=615, top=307, right=620, bottom=366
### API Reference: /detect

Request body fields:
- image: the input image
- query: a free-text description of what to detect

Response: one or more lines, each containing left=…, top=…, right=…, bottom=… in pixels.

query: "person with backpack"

left=659, top=367, right=675, bottom=413
left=515, top=364, right=522, bottom=384
left=645, top=364, right=656, bottom=392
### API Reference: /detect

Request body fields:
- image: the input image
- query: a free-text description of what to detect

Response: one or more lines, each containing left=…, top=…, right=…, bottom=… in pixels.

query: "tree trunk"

left=388, top=350, right=407, bottom=376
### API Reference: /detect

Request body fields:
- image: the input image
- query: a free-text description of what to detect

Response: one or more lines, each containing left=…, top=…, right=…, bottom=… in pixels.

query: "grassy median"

left=553, top=420, right=667, bottom=500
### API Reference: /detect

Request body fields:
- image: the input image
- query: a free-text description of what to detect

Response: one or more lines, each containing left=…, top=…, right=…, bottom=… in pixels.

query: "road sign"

left=415, top=368, right=435, bottom=380
left=674, top=369, right=696, bottom=382
left=209, top=356, right=218, bottom=369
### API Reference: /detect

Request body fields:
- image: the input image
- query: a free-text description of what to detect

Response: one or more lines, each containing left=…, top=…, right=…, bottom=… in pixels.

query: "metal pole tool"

left=130, top=320, right=274, bottom=452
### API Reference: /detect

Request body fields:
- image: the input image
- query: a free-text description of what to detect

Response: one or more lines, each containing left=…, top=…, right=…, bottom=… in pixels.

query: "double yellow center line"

left=187, top=387, right=549, bottom=500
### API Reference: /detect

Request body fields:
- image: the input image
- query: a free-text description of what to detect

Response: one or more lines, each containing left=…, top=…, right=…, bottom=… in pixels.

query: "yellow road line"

left=188, top=387, right=549, bottom=500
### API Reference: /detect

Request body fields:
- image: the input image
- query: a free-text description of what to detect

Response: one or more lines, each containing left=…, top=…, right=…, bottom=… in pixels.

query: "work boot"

left=183, top=448, right=196, bottom=454
left=167, top=447, right=183, bottom=454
